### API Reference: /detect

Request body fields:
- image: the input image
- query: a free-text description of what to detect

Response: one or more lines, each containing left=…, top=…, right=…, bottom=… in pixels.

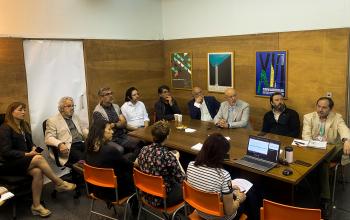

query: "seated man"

left=45, top=97, right=88, bottom=166
left=188, top=87, right=220, bottom=121
left=262, top=92, right=300, bottom=137
left=121, top=87, right=150, bottom=131
left=93, top=87, right=141, bottom=156
left=214, top=88, right=249, bottom=128
left=302, top=97, right=350, bottom=216
left=154, top=85, right=181, bottom=121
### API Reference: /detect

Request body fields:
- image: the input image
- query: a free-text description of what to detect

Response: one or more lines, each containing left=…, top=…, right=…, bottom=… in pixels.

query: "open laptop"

left=234, top=135, right=281, bottom=172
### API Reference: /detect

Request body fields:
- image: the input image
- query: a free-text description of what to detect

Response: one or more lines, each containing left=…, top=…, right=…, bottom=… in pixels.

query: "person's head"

left=270, top=92, right=286, bottom=112
left=58, top=97, right=75, bottom=118
left=98, top=87, right=114, bottom=106
left=194, top=133, right=230, bottom=168
left=151, top=120, right=170, bottom=143
left=192, top=87, right=203, bottom=99
left=316, top=97, right=334, bottom=118
left=125, top=87, right=140, bottom=103
left=158, top=85, right=170, bottom=100
left=86, top=120, right=114, bottom=152
left=5, top=102, right=31, bottom=134
left=224, top=88, right=237, bottom=106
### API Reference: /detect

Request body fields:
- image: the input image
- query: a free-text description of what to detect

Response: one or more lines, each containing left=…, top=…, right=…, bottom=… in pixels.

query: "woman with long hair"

left=186, top=133, right=247, bottom=220
left=85, top=120, right=135, bottom=200
left=0, top=102, right=76, bottom=217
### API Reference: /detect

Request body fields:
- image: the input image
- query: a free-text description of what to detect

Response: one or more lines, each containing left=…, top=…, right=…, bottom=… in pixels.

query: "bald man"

left=187, top=87, right=220, bottom=121
left=214, top=88, right=250, bottom=128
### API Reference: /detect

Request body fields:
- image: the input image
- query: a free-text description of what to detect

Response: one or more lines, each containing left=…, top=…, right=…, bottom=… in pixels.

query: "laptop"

left=234, top=135, right=281, bottom=172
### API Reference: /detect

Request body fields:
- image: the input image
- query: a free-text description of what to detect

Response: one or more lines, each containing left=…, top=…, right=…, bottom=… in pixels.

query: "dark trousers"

left=66, top=142, right=85, bottom=167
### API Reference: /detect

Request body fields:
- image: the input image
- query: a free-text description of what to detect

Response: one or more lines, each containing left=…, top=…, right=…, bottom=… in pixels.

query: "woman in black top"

left=85, top=120, right=135, bottom=201
left=0, top=102, right=76, bottom=217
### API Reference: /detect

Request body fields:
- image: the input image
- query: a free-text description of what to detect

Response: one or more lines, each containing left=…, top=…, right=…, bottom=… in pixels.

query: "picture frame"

left=170, top=52, right=193, bottom=90
left=207, top=52, right=234, bottom=93
left=256, top=51, right=287, bottom=97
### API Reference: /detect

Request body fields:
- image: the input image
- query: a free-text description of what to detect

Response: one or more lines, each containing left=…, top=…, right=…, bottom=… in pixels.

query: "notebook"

left=234, top=135, right=281, bottom=172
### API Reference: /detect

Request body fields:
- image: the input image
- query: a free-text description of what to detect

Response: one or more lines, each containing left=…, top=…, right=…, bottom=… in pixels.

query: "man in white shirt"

left=187, top=87, right=220, bottom=122
left=121, top=87, right=150, bottom=130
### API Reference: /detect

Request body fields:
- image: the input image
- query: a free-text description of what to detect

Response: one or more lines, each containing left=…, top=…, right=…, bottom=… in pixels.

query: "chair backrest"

left=133, top=168, right=166, bottom=198
left=83, top=163, right=117, bottom=188
left=183, top=181, right=224, bottom=217
left=260, top=199, right=322, bottom=220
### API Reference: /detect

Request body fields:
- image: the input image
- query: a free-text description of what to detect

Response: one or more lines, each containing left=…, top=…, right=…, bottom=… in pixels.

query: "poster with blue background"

left=256, top=51, right=287, bottom=97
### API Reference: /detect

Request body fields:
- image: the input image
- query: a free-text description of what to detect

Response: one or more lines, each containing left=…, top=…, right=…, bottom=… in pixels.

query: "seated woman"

left=0, top=102, right=76, bottom=217
left=186, top=133, right=247, bottom=220
left=121, top=87, right=150, bottom=131
left=137, top=120, right=185, bottom=207
left=85, top=120, right=135, bottom=200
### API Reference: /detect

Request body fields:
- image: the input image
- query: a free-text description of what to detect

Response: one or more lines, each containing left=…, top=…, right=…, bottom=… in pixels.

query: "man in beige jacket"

left=302, top=96, right=350, bottom=216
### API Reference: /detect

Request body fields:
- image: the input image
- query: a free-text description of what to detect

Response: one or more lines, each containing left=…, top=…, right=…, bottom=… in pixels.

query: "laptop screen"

left=246, top=136, right=280, bottom=163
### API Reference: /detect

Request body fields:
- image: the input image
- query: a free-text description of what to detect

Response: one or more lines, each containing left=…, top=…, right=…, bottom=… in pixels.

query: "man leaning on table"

left=302, top=96, right=350, bottom=217
left=214, top=88, right=250, bottom=128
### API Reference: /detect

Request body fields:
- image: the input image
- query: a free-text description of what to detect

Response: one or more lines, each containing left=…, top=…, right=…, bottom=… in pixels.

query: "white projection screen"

left=23, top=40, right=89, bottom=177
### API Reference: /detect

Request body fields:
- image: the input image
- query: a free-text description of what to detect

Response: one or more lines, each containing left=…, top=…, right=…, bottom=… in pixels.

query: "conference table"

left=129, top=116, right=336, bottom=203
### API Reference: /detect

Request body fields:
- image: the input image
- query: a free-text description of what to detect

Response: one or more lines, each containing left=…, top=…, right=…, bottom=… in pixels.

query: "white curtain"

left=23, top=40, right=88, bottom=178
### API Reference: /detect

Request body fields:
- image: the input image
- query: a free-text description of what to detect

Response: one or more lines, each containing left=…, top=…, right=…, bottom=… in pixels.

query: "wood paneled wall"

left=163, top=29, right=350, bottom=130
left=0, top=38, right=28, bottom=115
left=84, top=40, right=164, bottom=119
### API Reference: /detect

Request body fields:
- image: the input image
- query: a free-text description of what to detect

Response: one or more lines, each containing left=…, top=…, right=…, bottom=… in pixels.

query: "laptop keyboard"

left=235, top=156, right=275, bottom=172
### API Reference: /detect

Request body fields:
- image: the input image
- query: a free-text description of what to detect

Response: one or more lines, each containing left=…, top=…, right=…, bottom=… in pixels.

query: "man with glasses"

left=154, top=85, right=181, bottom=121
left=93, top=87, right=141, bottom=156
left=188, top=87, right=220, bottom=121
left=45, top=97, right=88, bottom=166
left=214, top=88, right=250, bottom=128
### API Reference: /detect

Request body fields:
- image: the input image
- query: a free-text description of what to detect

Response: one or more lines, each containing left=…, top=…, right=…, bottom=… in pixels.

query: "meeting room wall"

left=163, top=28, right=350, bottom=131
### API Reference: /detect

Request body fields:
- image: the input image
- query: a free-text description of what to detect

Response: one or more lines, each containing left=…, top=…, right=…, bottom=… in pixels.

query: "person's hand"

left=233, top=190, right=246, bottom=203
left=166, top=96, right=173, bottom=105
left=217, top=119, right=229, bottom=128
left=232, top=185, right=240, bottom=191
left=344, top=140, right=350, bottom=155
left=25, top=149, right=40, bottom=157
left=58, top=143, right=69, bottom=155
left=195, top=95, right=203, bottom=104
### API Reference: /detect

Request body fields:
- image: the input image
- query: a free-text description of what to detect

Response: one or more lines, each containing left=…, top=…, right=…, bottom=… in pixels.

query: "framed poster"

left=171, top=52, right=192, bottom=90
left=208, top=52, right=234, bottom=92
left=256, top=51, right=287, bottom=97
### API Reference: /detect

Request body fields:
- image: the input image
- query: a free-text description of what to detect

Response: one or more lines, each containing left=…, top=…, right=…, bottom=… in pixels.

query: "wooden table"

left=129, top=116, right=336, bottom=202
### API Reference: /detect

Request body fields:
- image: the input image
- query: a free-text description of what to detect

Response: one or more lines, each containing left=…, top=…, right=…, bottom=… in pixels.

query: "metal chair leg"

left=331, top=163, right=340, bottom=209
left=88, top=199, right=94, bottom=220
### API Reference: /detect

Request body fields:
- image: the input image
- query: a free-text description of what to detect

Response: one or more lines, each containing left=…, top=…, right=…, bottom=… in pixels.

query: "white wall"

left=162, top=0, right=350, bottom=40
left=0, top=0, right=163, bottom=40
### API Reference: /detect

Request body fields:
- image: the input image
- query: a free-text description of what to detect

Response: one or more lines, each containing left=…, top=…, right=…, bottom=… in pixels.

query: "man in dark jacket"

left=154, top=85, right=181, bottom=121
left=262, top=92, right=300, bottom=137
left=188, top=87, right=220, bottom=121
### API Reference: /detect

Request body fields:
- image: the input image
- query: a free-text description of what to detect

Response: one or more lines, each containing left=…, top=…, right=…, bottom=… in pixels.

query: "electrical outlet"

left=326, top=92, right=332, bottom=98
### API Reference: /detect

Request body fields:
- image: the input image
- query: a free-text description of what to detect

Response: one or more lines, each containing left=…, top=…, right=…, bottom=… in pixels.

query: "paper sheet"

left=191, top=143, right=203, bottom=151
left=231, top=178, right=253, bottom=193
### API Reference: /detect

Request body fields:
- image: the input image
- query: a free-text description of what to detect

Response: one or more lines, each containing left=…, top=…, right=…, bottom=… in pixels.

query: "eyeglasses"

left=102, top=92, right=113, bottom=96
left=64, top=104, right=76, bottom=108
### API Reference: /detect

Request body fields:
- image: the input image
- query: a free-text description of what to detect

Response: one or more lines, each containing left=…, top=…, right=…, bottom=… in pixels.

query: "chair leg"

left=331, top=163, right=340, bottom=209
left=88, top=199, right=95, bottom=220
left=12, top=200, right=16, bottom=220
left=137, top=206, right=142, bottom=220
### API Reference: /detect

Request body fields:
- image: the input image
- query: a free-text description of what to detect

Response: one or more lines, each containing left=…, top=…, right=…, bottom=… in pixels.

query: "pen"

left=294, top=141, right=305, bottom=145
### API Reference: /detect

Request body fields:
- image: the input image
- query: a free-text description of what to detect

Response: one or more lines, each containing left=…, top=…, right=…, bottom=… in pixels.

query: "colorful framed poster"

left=208, top=52, right=234, bottom=93
left=171, top=52, right=192, bottom=90
left=256, top=51, right=287, bottom=97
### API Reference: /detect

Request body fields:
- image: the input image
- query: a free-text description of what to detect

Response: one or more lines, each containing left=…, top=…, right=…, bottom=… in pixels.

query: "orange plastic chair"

left=181, top=181, right=247, bottom=220
left=260, top=199, right=322, bottom=220
left=133, top=168, right=184, bottom=220
left=83, top=163, right=135, bottom=220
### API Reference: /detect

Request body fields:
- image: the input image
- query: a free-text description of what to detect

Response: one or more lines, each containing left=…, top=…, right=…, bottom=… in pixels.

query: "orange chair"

left=260, top=199, right=322, bottom=220
left=83, top=163, right=135, bottom=220
left=133, top=168, right=184, bottom=220
left=180, top=180, right=247, bottom=220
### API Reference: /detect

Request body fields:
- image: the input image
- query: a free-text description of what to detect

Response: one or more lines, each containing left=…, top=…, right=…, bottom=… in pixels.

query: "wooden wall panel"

left=84, top=40, right=164, bottom=119
left=163, top=29, right=350, bottom=131
left=0, top=38, right=28, bottom=115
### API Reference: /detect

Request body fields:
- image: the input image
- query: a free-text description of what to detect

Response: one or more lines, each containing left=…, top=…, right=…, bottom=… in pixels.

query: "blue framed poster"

left=256, top=51, right=287, bottom=97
